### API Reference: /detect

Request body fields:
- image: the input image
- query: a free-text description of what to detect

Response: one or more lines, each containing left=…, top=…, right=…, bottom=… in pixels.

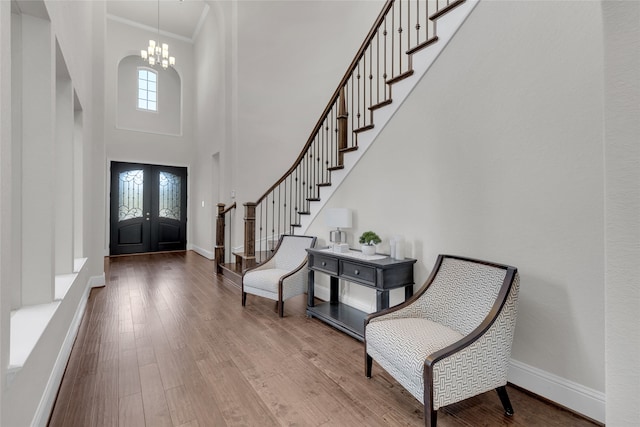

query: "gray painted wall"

left=306, top=0, right=607, bottom=419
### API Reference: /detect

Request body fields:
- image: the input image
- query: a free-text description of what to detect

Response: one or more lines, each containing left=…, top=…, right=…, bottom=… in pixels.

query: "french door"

left=110, top=162, right=187, bottom=255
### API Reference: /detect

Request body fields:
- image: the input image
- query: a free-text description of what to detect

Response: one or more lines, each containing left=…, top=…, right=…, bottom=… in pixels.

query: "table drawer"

left=340, top=261, right=376, bottom=286
left=311, top=254, right=339, bottom=274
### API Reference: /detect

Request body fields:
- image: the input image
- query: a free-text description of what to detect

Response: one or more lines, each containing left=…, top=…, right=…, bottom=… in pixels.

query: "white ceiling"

left=106, top=0, right=209, bottom=42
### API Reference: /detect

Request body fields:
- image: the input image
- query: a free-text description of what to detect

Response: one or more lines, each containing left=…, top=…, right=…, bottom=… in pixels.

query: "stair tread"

left=429, top=0, right=465, bottom=20
left=354, top=124, right=374, bottom=134
left=328, top=165, right=344, bottom=171
left=407, top=36, right=439, bottom=56
left=387, top=70, right=415, bottom=85
left=306, top=198, right=321, bottom=202
left=317, top=182, right=332, bottom=187
left=218, top=264, right=242, bottom=287
left=232, top=250, right=271, bottom=260
left=340, top=146, right=358, bottom=153
left=369, top=99, right=393, bottom=111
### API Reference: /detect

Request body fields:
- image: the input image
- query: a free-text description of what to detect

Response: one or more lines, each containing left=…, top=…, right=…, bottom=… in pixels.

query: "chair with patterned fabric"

left=242, top=234, right=317, bottom=317
left=364, top=254, right=520, bottom=427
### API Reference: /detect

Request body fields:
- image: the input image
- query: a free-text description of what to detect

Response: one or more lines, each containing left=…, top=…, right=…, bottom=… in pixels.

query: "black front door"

left=110, top=162, right=187, bottom=255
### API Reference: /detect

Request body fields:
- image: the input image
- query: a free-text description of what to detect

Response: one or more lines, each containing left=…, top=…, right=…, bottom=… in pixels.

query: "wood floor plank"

left=155, top=350, right=185, bottom=391
left=119, top=393, right=146, bottom=427
left=119, top=348, right=141, bottom=397
left=196, top=358, right=280, bottom=426
left=59, top=373, right=97, bottom=426
left=165, top=385, right=196, bottom=426
left=139, top=363, right=173, bottom=427
left=49, top=251, right=602, bottom=427
left=92, top=367, right=119, bottom=427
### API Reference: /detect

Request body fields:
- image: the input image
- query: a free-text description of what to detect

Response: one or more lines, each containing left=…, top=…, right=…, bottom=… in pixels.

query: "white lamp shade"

left=325, top=208, right=352, bottom=228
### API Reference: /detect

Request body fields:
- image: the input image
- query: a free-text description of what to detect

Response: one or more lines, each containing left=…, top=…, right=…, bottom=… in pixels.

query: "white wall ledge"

left=9, top=301, right=61, bottom=374
left=55, top=257, right=87, bottom=300
left=8, top=258, right=88, bottom=383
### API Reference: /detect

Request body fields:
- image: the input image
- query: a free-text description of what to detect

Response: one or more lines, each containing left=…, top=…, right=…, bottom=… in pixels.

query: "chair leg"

left=424, top=406, right=437, bottom=427
left=496, top=386, right=514, bottom=416
left=242, top=292, right=246, bottom=307
left=365, top=354, right=373, bottom=378
left=278, top=300, right=284, bottom=317
left=424, top=382, right=437, bottom=427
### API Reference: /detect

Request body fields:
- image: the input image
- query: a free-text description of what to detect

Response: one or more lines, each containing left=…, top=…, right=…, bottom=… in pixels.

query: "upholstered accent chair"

left=364, top=254, right=520, bottom=427
left=242, top=234, right=317, bottom=317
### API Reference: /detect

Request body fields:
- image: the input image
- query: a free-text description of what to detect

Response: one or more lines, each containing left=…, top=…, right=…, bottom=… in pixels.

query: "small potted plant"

left=359, top=231, right=381, bottom=256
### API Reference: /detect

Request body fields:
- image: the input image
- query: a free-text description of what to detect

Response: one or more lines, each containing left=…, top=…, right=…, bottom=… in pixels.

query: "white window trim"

left=136, top=66, right=158, bottom=113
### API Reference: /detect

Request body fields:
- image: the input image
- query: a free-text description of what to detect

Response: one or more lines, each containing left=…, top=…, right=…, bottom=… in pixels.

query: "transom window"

left=137, top=68, right=157, bottom=111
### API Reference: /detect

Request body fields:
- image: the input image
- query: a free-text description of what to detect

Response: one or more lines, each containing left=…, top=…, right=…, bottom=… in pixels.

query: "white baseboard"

left=508, top=359, right=605, bottom=424
left=32, top=279, right=92, bottom=427
left=89, top=273, right=105, bottom=288
left=192, top=245, right=215, bottom=260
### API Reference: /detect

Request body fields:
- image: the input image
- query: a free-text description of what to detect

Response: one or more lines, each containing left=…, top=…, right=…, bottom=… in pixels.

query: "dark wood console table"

left=306, top=247, right=416, bottom=341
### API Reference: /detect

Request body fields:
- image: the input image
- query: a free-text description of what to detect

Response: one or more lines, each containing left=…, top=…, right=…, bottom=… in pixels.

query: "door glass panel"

left=159, top=171, right=181, bottom=220
left=118, top=169, right=144, bottom=221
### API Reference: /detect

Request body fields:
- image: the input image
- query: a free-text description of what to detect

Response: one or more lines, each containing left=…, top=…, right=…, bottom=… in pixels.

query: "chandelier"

left=140, top=0, right=175, bottom=69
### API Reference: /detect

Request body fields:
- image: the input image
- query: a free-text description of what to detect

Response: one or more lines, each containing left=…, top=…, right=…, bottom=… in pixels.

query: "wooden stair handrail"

left=253, top=0, right=396, bottom=205
left=220, top=202, right=236, bottom=216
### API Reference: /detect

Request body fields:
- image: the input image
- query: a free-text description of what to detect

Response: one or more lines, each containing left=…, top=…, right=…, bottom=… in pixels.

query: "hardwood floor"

left=49, top=251, right=600, bottom=427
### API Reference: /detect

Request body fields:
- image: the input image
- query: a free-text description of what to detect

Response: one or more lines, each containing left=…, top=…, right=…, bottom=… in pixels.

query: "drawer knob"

left=321, top=261, right=326, bottom=266
left=354, top=269, right=360, bottom=275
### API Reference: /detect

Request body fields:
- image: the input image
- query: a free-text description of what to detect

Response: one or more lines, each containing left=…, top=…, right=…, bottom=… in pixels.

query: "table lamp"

left=325, top=208, right=352, bottom=246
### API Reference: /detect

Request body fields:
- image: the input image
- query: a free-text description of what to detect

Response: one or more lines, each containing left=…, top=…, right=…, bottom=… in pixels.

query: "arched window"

left=137, top=67, right=157, bottom=111
left=118, top=56, right=181, bottom=134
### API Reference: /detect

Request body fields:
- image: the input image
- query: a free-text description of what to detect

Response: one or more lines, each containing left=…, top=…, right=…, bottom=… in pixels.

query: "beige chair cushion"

left=243, top=268, right=290, bottom=293
left=366, top=317, right=463, bottom=402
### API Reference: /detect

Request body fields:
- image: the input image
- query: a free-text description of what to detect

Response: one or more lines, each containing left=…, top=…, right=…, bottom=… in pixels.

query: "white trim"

left=89, top=273, right=105, bottom=288
left=191, top=4, right=210, bottom=42
left=191, top=244, right=214, bottom=260
left=508, top=359, right=605, bottom=424
left=106, top=14, right=193, bottom=44
left=32, top=280, right=93, bottom=427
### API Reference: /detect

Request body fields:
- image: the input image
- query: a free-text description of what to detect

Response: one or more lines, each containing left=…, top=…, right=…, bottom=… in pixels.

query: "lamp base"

left=329, top=229, right=346, bottom=245
left=333, top=243, right=349, bottom=253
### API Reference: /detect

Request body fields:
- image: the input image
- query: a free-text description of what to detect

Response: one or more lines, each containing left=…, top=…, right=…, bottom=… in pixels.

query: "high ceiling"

left=106, top=0, right=209, bottom=42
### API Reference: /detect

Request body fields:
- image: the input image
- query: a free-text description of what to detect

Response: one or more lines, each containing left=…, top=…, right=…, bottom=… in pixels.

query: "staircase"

left=216, top=0, right=480, bottom=282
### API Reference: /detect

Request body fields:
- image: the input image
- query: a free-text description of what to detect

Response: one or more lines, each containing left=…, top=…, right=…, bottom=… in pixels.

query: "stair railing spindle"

left=240, top=0, right=466, bottom=264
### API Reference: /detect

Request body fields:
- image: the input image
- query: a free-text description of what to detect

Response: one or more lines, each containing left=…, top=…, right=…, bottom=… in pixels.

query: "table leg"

left=330, top=276, right=339, bottom=304
left=307, top=269, right=315, bottom=307
left=376, top=290, right=390, bottom=311
left=405, top=284, right=414, bottom=301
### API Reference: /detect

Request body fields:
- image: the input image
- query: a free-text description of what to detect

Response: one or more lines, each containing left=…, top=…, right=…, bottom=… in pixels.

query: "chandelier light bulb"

left=140, top=1, right=176, bottom=69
